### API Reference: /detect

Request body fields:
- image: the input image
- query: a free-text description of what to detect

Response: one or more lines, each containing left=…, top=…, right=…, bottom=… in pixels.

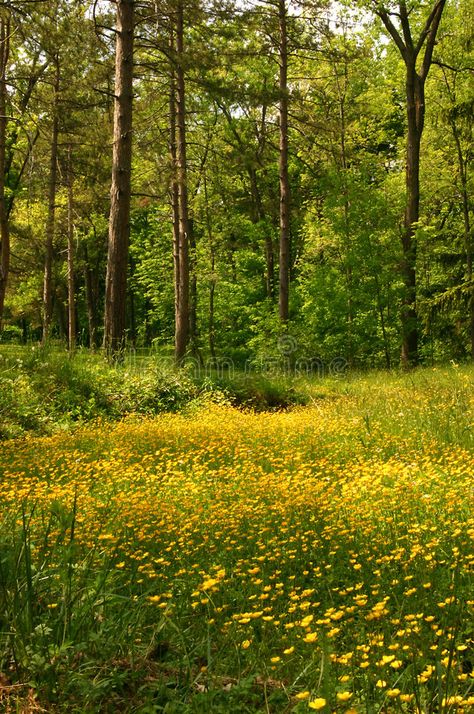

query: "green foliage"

left=1, top=0, right=473, bottom=378
left=0, top=324, right=23, bottom=343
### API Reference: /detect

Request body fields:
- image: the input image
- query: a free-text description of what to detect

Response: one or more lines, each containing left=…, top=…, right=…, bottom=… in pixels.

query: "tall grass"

left=0, top=366, right=472, bottom=711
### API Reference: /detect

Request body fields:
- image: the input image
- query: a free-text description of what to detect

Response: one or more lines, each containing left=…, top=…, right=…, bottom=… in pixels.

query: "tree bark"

left=209, top=244, right=216, bottom=361
left=0, top=16, right=10, bottom=332
left=42, top=54, right=60, bottom=345
left=174, top=1, right=190, bottom=364
left=400, top=65, right=423, bottom=366
left=333, top=51, right=354, bottom=365
left=278, top=0, right=290, bottom=323
left=104, top=0, right=134, bottom=360
left=169, top=53, right=181, bottom=352
left=67, top=147, right=76, bottom=354
left=128, top=261, right=136, bottom=348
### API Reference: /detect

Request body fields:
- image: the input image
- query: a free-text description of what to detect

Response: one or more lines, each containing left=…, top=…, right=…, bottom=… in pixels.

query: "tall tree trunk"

left=460, top=170, right=474, bottom=361
left=104, top=0, right=134, bottom=359
left=169, top=59, right=181, bottom=350
left=400, top=66, right=423, bottom=366
left=0, top=16, right=10, bottom=332
left=278, top=0, right=290, bottom=323
left=67, top=146, right=76, bottom=354
left=366, top=232, right=392, bottom=369
left=334, top=52, right=354, bottom=365
left=42, top=55, right=60, bottom=345
left=174, top=1, right=190, bottom=364
left=376, top=0, right=446, bottom=367
left=264, top=233, right=275, bottom=300
left=129, top=285, right=136, bottom=347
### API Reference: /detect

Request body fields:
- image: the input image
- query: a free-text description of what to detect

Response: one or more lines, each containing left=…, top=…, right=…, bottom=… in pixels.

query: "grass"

left=0, top=359, right=473, bottom=711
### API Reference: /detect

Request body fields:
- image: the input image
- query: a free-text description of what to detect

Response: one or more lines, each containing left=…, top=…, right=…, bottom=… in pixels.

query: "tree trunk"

left=42, top=55, right=60, bottom=345
left=400, top=66, right=423, bottom=366
left=367, top=233, right=392, bottom=369
left=104, top=0, right=134, bottom=360
left=461, top=182, right=474, bottom=362
left=264, top=235, right=275, bottom=299
left=278, top=0, right=290, bottom=323
left=334, top=53, right=354, bottom=365
left=67, top=147, right=76, bottom=354
left=169, top=61, right=181, bottom=349
left=174, top=1, right=190, bottom=364
left=376, top=0, right=446, bottom=367
left=0, top=16, right=10, bottom=332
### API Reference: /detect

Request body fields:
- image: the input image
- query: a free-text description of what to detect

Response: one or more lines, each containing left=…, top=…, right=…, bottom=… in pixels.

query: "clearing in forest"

left=0, top=369, right=473, bottom=712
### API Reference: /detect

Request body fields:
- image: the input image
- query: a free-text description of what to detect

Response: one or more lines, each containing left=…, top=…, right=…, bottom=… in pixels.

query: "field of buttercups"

left=0, top=367, right=473, bottom=712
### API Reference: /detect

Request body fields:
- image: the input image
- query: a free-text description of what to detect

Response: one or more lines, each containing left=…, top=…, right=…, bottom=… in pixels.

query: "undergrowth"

left=0, top=345, right=310, bottom=439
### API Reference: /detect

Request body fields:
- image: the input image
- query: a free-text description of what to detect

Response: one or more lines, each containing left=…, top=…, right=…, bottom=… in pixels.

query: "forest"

left=0, top=3, right=474, bottom=712
left=0, top=0, right=472, bottom=369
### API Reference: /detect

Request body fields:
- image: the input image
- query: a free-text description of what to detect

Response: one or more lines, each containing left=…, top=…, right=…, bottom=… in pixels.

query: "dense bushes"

left=0, top=346, right=311, bottom=439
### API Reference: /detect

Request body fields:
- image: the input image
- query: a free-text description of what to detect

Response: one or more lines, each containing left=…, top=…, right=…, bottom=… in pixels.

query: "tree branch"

left=399, top=1, right=414, bottom=55
left=374, top=4, right=407, bottom=61
left=420, top=0, right=446, bottom=80
left=415, top=0, right=445, bottom=57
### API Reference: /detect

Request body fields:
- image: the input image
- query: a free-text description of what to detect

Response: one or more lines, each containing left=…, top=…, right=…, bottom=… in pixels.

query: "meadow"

left=0, top=365, right=473, bottom=712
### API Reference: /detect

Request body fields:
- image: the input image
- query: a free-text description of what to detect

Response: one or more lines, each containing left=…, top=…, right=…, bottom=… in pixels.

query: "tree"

left=0, top=11, right=10, bottom=332
left=374, top=0, right=447, bottom=366
left=66, top=146, right=76, bottom=353
left=277, top=0, right=290, bottom=323
left=104, top=0, right=135, bottom=358
left=173, top=0, right=191, bottom=363
left=2, top=0, right=472, bottom=367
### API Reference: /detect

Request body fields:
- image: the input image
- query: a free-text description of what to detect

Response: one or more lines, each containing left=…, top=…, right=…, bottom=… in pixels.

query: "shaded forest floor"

left=0, top=357, right=473, bottom=712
